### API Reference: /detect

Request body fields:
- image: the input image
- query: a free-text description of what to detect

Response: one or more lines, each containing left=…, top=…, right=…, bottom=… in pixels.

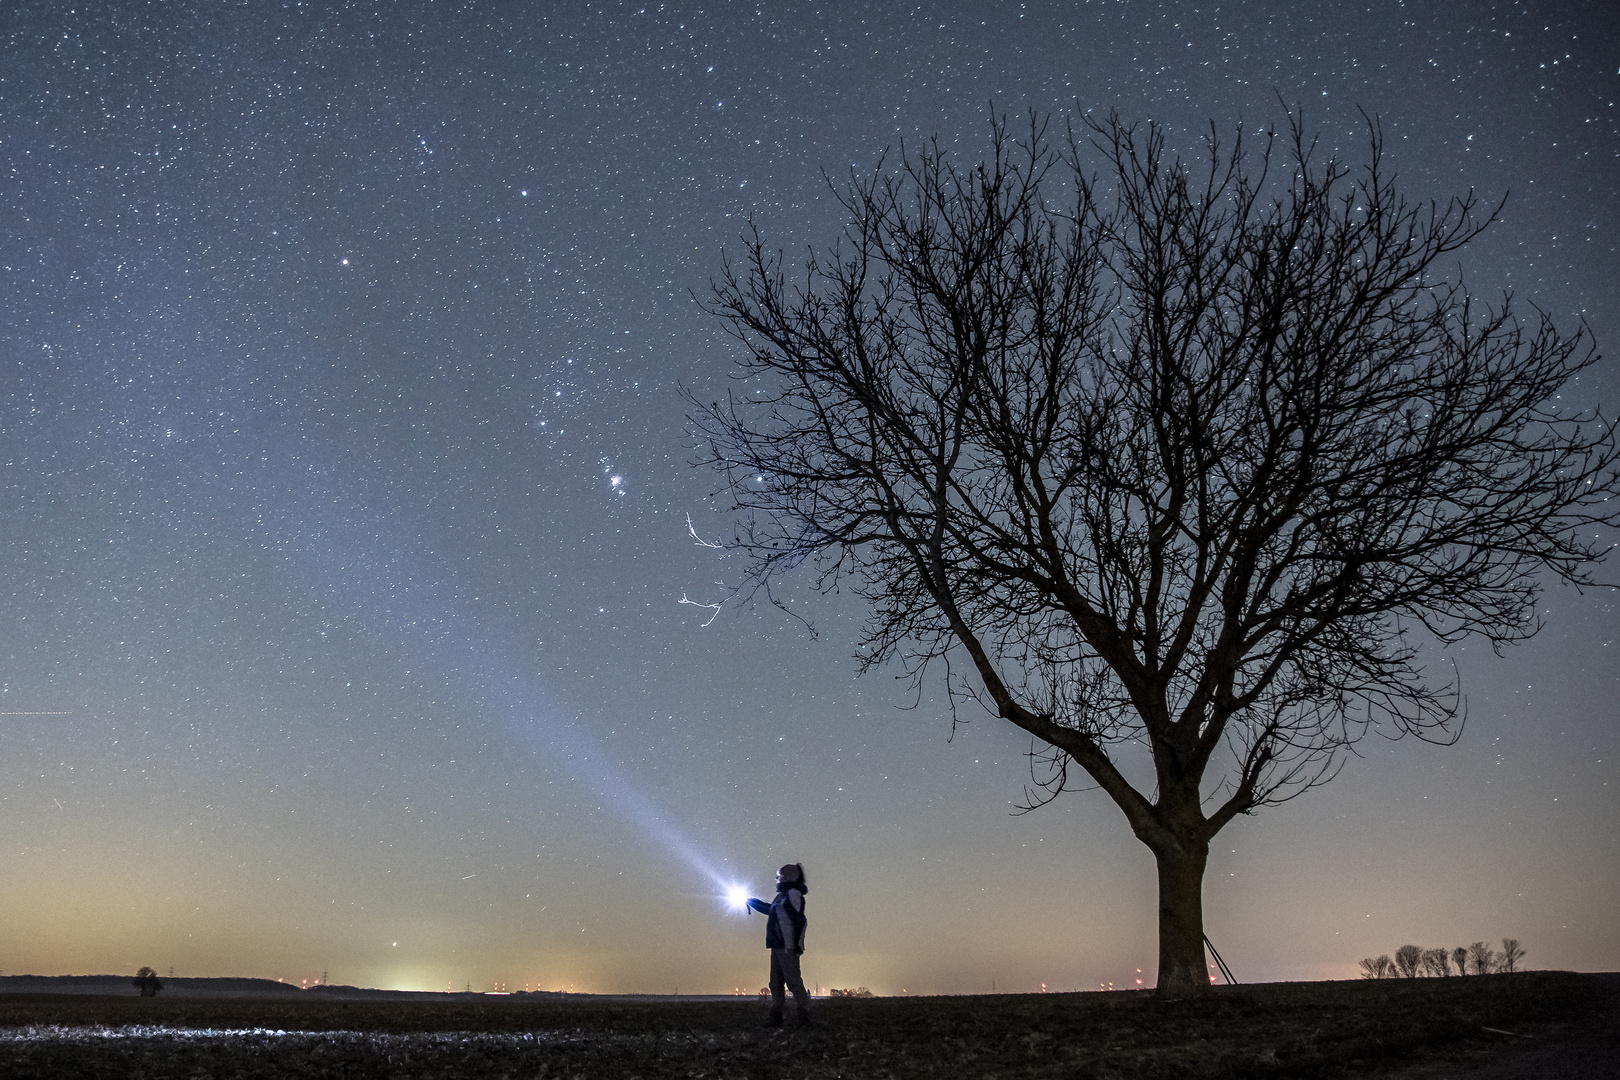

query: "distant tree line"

left=826, top=987, right=875, bottom=998
left=1359, top=939, right=1525, bottom=979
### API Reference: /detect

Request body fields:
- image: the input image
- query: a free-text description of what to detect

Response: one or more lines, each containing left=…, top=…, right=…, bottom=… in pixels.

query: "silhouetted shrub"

left=1420, top=948, right=1452, bottom=977
left=1358, top=955, right=1396, bottom=979
left=132, top=967, right=163, bottom=997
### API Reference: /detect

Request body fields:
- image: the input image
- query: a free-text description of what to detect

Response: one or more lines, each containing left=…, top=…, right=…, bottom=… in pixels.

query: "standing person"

left=746, top=863, right=811, bottom=1028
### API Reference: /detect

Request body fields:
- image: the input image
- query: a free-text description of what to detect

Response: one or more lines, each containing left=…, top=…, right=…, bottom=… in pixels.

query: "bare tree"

left=131, top=967, right=163, bottom=997
left=1453, top=945, right=1471, bottom=975
left=1359, top=954, right=1395, bottom=979
left=1499, top=938, right=1526, bottom=973
left=1392, top=944, right=1425, bottom=978
left=693, top=107, right=1620, bottom=997
left=1420, top=947, right=1452, bottom=977
left=1469, top=941, right=1497, bottom=975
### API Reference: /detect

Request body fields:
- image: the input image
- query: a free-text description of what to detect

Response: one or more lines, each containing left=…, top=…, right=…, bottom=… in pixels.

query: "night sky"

left=3, top=1, right=1616, bottom=995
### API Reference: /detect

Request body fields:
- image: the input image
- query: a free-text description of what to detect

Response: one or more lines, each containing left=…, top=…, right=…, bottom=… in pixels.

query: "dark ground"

left=0, top=971, right=1612, bottom=1078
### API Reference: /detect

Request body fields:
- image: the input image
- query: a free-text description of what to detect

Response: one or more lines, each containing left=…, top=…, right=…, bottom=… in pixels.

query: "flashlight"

left=725, top=885, right=750, bottom=910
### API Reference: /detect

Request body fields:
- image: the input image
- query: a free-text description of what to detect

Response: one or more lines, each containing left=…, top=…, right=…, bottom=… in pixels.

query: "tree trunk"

left=1153, top=838, right=1210, bottom=998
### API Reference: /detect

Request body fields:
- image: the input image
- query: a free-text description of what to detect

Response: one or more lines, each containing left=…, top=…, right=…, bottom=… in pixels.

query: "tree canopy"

left=691, top=108, right=1619, bottom=995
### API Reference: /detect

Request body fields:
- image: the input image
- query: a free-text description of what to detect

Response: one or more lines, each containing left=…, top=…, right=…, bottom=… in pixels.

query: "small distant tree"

left=1359, top=954, right=1395, bottom=979
left=1420, top=947, right=1452, bottom=977
left=132, top=967, right=163, bottom=997
left=1499, top=938, right=1526, bottom=973
left=1392, top=945, right=1424, bottom=978
left=1453, top=946, right=1470, bottom=975
left=1468, top=941, right=1497, bottom=974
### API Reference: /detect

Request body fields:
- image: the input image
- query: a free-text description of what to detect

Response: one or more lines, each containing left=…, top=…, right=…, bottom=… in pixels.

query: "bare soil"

left=0, top=970, right=1611, bottom=1079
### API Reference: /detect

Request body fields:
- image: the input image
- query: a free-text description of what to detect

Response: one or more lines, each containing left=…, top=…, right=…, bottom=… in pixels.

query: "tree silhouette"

left=1359, top=954, right=1395, bottom=979
left=693, top=107, right=1620, bottom=996
left=1393, top=945, right=1424, bottom=978
left=132, top=967, right=163, bottom=997
left=1468, top=941, right=1497, bottom=975
left=1420, top=948, right=1452, bottom=977
left=1499, top=938, right=1526, bottom=973
left=1453, top=946, right=1470, bottom=975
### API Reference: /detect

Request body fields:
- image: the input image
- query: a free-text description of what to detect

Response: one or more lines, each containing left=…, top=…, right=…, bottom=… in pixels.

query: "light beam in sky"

left=271, top=461, right=743, bottom=896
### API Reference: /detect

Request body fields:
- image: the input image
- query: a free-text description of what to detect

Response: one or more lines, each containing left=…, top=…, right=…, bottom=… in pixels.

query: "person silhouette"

left=745, top=862, right=810, bottom=1027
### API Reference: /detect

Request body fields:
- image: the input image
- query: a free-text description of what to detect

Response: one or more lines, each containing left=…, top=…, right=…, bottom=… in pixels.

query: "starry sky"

left=3, top=1, right=1616, bottom=995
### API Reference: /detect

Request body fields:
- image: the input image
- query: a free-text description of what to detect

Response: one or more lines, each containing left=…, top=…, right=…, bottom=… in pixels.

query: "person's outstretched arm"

left=745, top=897, right=771, bottom=915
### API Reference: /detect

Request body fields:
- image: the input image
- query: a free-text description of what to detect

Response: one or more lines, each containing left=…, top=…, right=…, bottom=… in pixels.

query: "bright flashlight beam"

left=725, top=885, right=751, bottom=911
left=405, top=625, right=739, bottom=891
left=267, top=459, right=743, bottom=898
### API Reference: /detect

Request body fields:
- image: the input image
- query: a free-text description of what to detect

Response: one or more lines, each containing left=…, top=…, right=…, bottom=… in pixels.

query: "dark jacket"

left=747, top=882, right=807, bottom=952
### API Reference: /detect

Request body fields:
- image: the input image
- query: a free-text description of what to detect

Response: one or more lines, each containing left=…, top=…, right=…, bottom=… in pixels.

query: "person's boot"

left=762, top=1009, right=784, bottom=1029
left=796, top=1010, right=812, bottom=1028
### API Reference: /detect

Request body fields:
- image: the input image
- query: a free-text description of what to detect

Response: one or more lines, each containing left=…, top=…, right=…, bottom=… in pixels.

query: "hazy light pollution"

left=2, top=1, right=1616, bottom=995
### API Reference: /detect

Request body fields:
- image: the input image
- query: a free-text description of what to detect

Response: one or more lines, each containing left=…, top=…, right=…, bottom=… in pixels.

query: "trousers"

left=768, top=947, right=811, bottom=1016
